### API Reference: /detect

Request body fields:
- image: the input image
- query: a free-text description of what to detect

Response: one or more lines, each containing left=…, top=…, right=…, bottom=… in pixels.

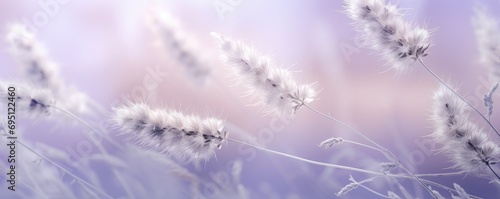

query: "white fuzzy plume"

left=211, top=32, right=316, bottom=117
left=344, top=0, right=430, bottom=74
left=6, top=24, right=89, bottom=115
left=472, top=5, right=500, bottom=81
left=150, top=11, right=210, bottom=85
left=431, top=85, right=500, bottom=173
left=111, top=102, right=227, bottom=162
left=0, top=80, right=55, bottom=117
left=431, top=85, right=469, bottom=142
left=6, top=24, right=61, bottom=89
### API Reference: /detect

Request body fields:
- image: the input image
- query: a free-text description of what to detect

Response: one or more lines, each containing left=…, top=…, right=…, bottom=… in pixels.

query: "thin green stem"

left=418, top=58, right=500, bottom=138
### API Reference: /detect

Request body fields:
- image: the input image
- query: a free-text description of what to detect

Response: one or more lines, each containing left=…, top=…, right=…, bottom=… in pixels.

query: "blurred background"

left=1, top=0, right=500, bottom=198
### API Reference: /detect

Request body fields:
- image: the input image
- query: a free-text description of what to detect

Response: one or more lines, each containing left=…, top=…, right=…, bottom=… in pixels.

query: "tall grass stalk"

left=16, top=140, right=113, bottom=199
left=419, top=58, right=500, bottom=138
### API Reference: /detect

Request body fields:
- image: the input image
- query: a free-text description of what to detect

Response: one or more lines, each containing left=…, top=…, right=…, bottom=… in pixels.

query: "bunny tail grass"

left=211, top=32, right=316, bottom=117
left=344, top=0, right=430, bottom=74
left=419, top=58, right=500, bottom=138
left=431, top=85, right=500, bottom=179
left=6, top=24, right=93, bottom=115
left=0, top=83, right=134, bottom=199
left=111, top=102, right=227, bottom=162
left=151, top=11, right=211, bottom=84
left=0, top=80, right=54, bottom=117
left=6, top=24, right=62, bottom=91
left=472, top=5, right=500, bottom=82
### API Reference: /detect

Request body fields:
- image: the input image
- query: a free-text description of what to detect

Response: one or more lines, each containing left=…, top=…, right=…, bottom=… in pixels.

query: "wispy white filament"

left=151, top=11, right=210, bottom=84
left=344, top=0, right=430, bottom=74
left=432, top=85, right=500, bottom=173
left=211, top=32, right=316, bottom=117
left=111, top=102, right=227, bottom=162
left=472, top=5, right=500, bottom=81
left=6, top=24, right=89, bottom=115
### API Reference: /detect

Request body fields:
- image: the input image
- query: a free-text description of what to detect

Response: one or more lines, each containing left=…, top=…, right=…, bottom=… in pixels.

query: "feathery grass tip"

left=111, top=102, right=227, bottom=162
left=344, top=0, right=430, bottom=74
left=211, top=32, right=316, bottom=117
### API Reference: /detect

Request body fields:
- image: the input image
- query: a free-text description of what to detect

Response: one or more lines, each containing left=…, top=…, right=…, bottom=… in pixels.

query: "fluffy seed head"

left=6, top=24, right=90, bottom=115
left=211, top=32, right=316, bottom=117
left=111, top=102, right=227, bottom=162
left=448, top=130, right=500, bottom=172
left=344, top=0, right=430, bottom=74
left=431, top=85, right=469, bottom=142
left=0, top=80, right=55, bottom=117
left=6, top=24, right=63, bottom=91
left=431, top=85, right=500, bottom=174
left=150, top=11, right=210, bottom=85
left=472, top=5, right=500, bottom=81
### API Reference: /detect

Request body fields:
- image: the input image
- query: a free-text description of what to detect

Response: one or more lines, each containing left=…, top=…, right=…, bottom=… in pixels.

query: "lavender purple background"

left=1, top=0, right=500, bottom=198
